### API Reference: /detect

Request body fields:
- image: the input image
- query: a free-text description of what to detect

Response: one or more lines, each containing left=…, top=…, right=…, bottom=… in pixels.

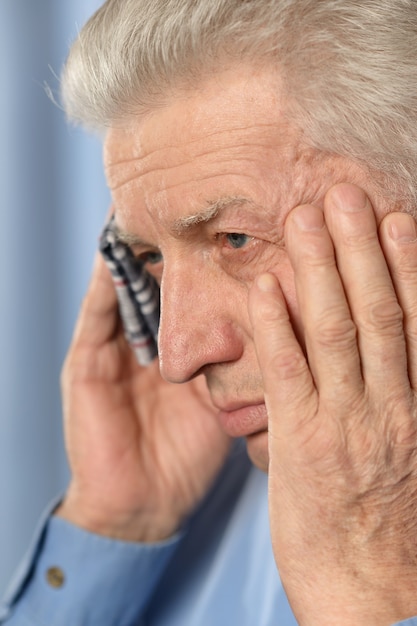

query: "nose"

left=158, top=263, right=243, bottom=383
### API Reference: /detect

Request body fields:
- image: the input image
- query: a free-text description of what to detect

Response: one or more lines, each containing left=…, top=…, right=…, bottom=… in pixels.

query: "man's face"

left=105, top=64, right=377, bottom=472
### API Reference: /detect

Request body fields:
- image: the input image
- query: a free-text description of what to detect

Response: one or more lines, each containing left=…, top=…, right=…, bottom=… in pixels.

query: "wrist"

left=55, top=489, right=182, bottom=543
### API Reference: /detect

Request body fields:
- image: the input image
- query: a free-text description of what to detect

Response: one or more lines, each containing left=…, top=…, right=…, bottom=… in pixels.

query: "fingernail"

left=292, top=206, right=324, bottom=231
left=256, top=273, right=278, bottom=293
left=389, top=213, right=417, bottom=242
left=332, top=184, right=368, bottom=212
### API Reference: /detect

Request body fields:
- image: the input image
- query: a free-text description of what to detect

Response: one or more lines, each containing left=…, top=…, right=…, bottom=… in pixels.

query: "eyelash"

left=135, top=232, right=255, bottom=274
left=139, top=250, right=163, bottom=266
left=222, top=232, right=253, bottom=249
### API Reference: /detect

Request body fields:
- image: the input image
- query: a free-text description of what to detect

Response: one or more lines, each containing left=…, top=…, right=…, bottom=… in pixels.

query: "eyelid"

left=145, top=251, right=163, bottom=265
left=219, top=231, right=254, bottom=244
left=129, top=242, right=163, bottom=267
left=130, top=242, right=160, bottom=255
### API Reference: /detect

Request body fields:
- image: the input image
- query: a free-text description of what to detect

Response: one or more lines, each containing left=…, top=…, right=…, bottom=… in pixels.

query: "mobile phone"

left=99, top=216, right=160, bottom=365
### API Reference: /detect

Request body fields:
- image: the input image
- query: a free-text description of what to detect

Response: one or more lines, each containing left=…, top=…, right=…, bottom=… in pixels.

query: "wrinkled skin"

left=249, top=185, right=417, bottom=624
left=58, top=64, right=417, bottom=623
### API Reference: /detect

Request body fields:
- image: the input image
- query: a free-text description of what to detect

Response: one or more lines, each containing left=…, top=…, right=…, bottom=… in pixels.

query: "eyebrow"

left=113, top=226, right=147, bottom=247
left=114, top=195, right=256, bottom=246
left=172, top=196, right=253, bottom=234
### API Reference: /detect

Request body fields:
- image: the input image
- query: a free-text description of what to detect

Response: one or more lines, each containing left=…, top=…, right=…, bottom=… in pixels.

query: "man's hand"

left=56, top=253, right=230, bottom=542
left=249, top=184, right=417, bottom=625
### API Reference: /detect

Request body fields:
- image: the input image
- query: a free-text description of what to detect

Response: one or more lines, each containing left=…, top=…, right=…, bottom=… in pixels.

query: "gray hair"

left=62, top=0, right=417, bottom=208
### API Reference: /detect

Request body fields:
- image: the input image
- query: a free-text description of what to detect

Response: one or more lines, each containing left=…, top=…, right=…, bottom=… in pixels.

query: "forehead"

left=103, top=64, right=320, bottom=234
left=104, top=64, right=289, bottom=169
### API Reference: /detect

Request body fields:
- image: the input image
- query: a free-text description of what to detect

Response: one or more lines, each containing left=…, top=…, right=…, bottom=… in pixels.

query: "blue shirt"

left=1, top=443, right=416, bottom=625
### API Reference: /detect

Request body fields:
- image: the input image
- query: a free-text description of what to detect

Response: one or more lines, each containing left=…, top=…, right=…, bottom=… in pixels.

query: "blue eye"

left=225, top=233, right=252, bottom=249
left=142, top=250, right=163, bottom=265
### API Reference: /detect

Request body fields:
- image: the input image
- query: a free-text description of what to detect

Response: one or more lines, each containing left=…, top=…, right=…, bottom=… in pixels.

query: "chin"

left=245, top=431, right=269, bottom=473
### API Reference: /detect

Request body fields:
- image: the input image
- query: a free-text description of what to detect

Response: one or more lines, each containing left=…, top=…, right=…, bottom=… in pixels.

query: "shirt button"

left=46, top=567, right=65, bottom=589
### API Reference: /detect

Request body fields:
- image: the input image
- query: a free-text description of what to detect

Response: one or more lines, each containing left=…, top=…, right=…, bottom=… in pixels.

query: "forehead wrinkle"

left=105, top=122, right=283, bottom=191
left=137, top=122, right=282, bottom=157
left=107, top=143, right=273, bottom=192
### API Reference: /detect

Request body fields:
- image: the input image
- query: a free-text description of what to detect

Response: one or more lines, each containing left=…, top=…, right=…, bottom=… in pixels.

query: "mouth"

left=215, top=403, right=268, bottom=438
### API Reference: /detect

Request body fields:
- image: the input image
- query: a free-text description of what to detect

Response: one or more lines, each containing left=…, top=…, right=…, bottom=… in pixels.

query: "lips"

left=216, top=403, right=268, bottom=438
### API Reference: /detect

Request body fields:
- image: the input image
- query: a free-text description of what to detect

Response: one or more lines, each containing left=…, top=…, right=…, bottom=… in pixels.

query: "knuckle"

left=379, top=391, right=416, bottom=447
left=394, top=260, right=417, bottom=281
left=314, top=315, right=358, bottom=351
left=362, top=298, right=404, bottom=334
left=268, top=347, right=306, bottom=381
left=343, top=231, right=376, bottom=251
left=301, top=249, right=336, bottom=270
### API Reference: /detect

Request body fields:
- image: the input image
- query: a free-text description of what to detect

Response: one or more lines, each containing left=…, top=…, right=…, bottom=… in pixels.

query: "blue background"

left=0, top=0, right=109, bottom=595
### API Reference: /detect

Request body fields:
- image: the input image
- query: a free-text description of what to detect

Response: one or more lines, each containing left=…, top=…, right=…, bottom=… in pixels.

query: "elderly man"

left=2, top=0, right=417, bottom=624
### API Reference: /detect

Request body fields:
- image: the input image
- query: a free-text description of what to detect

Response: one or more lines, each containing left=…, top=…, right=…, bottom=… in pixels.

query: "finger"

left=323, top=184, right=408, bottom=392
left=72, top=252, right=120, bottom=347
left=249, top=272, right=317, bottom=439
left=284, top=203, right=363, bottom=399
left=379, top=211, right=417, bottom=389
